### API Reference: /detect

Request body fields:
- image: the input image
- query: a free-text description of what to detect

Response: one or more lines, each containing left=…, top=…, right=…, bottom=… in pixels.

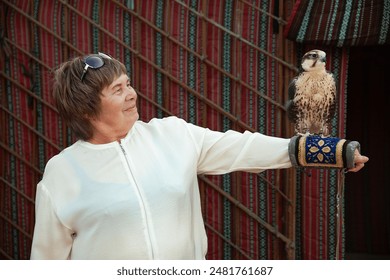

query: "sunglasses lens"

left=80, top=53, right=111, bottom=81
left=84, top=56, right=104, bottom=69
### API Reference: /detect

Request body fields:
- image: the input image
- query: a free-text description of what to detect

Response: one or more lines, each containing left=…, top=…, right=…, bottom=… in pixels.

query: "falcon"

left=286, top=49, right=336, bottom=136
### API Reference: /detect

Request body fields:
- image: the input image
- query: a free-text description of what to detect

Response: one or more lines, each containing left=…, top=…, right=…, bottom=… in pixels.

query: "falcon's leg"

left=295, top=122, right=310, bottom=136
left=320, top=124, right=330, bottom=137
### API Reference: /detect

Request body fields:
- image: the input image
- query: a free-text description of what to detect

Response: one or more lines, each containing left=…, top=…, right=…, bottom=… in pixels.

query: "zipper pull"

left=118, top=141, right=126, bottom=155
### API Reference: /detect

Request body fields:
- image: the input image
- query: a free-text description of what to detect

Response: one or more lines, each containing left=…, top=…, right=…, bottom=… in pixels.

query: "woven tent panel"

left=1, top=0, right=38, bottom=260
left=0, top=0, right=354, bottom=260
left=284, top=0, right=390, bottom=46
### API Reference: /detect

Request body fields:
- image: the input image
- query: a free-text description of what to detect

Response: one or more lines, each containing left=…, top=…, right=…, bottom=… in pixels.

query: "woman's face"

left=89, top=73, right=138, bottom=143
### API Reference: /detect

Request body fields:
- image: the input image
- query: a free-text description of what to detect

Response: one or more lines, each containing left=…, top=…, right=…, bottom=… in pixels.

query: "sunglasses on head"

left=80, top=52, right=112, bottom=81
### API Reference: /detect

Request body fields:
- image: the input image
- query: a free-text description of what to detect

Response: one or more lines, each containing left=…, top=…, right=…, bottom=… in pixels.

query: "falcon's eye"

left=311, top=54, right=318, bottom=58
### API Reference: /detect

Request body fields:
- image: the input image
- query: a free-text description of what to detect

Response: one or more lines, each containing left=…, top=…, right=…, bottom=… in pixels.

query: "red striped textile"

left=284, top=0, right=390, bottom=46
left=1, top=0, right=357, bottom=260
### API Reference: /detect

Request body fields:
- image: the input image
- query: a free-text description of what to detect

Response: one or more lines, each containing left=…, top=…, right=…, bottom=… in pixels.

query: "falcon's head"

left=300, top=49, right=327, bottom=72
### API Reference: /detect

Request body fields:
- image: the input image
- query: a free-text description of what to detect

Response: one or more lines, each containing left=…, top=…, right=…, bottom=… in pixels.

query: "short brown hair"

left=52, top=54, right=127, bottom=141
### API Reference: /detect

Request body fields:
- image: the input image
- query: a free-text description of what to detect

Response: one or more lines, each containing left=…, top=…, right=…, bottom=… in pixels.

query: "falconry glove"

left=288, top=135, right=360, bottom=169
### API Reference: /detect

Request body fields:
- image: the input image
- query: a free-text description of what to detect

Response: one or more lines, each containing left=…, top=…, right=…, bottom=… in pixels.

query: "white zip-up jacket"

left=30, top=116, right=291, bottom=259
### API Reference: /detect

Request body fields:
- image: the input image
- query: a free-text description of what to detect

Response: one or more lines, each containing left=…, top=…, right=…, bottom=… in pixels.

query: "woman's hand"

left=348, top=149, right=369, bottom=172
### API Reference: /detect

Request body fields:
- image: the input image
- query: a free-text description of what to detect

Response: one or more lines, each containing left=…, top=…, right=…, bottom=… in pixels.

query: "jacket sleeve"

left=30, top=182, right=73, bottom=260
left=185, top=123, right=292, bottom=174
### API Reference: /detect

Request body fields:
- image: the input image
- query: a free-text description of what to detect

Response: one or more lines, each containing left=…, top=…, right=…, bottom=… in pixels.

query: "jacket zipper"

left=118, top=141, right=155, bottom=259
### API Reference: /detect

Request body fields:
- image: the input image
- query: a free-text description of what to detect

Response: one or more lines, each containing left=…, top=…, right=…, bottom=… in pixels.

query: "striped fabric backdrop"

left=284, top=0, right=390, bottom=46
left=1, top=0, right=358, bottom=260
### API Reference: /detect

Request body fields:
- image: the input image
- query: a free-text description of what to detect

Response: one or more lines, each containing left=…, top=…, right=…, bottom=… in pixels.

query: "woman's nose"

left=125, top=86, right=136, bottom=100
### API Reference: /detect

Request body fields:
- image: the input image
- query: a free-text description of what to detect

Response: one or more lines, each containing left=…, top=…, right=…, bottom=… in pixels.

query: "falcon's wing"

left=286, top=77, right=299, bottom=124
left=325, top=73, right=337, bottom=125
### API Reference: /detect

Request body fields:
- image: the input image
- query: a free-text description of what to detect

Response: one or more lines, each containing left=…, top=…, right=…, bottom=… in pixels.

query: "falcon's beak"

left=320, top=57, right=326, bottom=63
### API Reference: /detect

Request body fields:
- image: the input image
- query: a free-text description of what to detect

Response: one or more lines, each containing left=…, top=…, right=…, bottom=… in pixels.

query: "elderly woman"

left=30, top=53, right=368, bottom=260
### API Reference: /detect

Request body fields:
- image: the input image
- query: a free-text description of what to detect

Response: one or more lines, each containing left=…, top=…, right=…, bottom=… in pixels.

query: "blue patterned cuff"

left=288, top=135, right=360, bottom=169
